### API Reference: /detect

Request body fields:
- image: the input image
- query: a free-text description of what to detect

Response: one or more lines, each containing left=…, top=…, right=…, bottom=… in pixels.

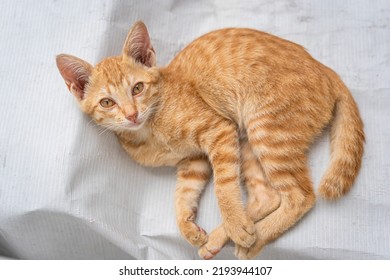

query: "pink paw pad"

left=195, top=225, right=206, bottom=235
left=202, top=248, right=220, bottom=260
left=203, top=252, right=214, bottom=260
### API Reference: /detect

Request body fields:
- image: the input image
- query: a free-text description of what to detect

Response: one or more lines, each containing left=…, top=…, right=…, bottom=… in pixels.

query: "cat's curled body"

left=56, top=21, right=364, bottom=259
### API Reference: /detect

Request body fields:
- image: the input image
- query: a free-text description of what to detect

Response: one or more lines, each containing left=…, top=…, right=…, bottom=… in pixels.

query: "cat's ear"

left=122, top=21, right=156, bottom=67
left=56, top=54, right=93, bottom=100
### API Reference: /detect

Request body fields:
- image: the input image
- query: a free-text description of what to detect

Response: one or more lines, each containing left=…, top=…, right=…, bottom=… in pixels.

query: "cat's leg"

left=198, top=140, right=281, bottom=260
left=202, top=122, right=256, bottom=248
left=175, top=156, right=212, bottom=247
left=235, top=156, right=315, bottom=259
left=241, top=140, right=281, bottom=222
left=235, top=116, right=316, bottom=259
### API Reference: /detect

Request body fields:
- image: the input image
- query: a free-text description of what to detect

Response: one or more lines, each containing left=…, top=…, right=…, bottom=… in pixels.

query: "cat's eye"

left=132, top=82, right=144, bottom=95
left=99, top=98, right=116, bottom=108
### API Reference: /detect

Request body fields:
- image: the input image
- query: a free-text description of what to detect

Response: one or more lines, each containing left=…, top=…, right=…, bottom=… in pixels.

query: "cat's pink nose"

left=126, top=112, right=138, bottom=123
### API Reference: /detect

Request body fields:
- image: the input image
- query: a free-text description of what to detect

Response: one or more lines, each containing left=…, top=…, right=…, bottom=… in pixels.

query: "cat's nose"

left=126, top=112, right=138, bottom=123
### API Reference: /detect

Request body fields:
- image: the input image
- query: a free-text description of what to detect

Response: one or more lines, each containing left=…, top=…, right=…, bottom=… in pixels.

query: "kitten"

left=56, top=21, right=364, bottom=259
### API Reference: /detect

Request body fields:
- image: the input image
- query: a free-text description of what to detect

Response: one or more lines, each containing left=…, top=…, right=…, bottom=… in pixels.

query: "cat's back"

left=168, top=27, right=315, bottom=78
left=166, top=28, right=332, bottom=124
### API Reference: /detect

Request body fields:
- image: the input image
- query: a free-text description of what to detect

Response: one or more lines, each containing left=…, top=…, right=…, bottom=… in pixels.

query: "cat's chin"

left=122, top=121, right=145, bottom=131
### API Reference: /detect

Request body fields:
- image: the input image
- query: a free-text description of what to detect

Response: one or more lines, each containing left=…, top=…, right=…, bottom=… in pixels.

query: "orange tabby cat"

left=56, top=21, right=364, bottom=259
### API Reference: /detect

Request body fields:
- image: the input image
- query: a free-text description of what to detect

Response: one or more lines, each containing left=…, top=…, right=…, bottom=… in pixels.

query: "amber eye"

left=99, top=98, right=115, bottom=108
left=132, top=82, right=144, bottom=95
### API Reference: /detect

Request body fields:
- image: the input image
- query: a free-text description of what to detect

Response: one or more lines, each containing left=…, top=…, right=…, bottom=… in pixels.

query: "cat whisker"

left=86, top=118, right=99, bottom=128
left=99, top=129, right=108, bottom=136
left=95, top=123, right=119, bottom=135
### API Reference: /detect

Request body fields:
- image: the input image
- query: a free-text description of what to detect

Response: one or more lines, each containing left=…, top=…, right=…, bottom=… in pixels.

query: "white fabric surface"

left=0, top=0, right=389, bottom=259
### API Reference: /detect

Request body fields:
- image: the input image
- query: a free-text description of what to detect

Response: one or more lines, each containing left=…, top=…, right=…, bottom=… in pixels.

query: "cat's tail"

left=318, top=79, right=365, bottom=199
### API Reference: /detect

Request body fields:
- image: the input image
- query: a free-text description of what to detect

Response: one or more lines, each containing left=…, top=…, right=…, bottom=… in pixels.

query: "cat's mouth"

left=127, top=122, right=141, bottom=128
left=124, top=118, right=145, bottom=130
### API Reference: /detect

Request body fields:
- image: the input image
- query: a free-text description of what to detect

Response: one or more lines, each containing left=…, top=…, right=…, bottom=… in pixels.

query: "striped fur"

left=56, top=21, right=365, bottom=259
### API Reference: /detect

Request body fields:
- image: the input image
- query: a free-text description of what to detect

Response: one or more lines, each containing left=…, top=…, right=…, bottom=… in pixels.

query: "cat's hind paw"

left=224, top=216, right=256, bottom=248
left=234, top=237, right=265, bottom=260
left=231, top=215, right=266, bottom=259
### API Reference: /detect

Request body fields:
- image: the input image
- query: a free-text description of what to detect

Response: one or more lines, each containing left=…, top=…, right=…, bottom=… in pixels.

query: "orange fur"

left=56, top=21, right=364, bottom=259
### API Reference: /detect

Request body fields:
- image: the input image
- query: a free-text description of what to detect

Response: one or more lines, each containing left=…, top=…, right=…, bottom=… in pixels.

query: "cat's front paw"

left=223, top=216, right=256, bottom=248
left=177, top=211, right=208, bottom=247
left=198, top=225, right=229, bottom=260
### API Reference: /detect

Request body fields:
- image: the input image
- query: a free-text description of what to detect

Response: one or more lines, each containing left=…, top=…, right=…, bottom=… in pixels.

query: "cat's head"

left=56, top=21, right=159, bottom=132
